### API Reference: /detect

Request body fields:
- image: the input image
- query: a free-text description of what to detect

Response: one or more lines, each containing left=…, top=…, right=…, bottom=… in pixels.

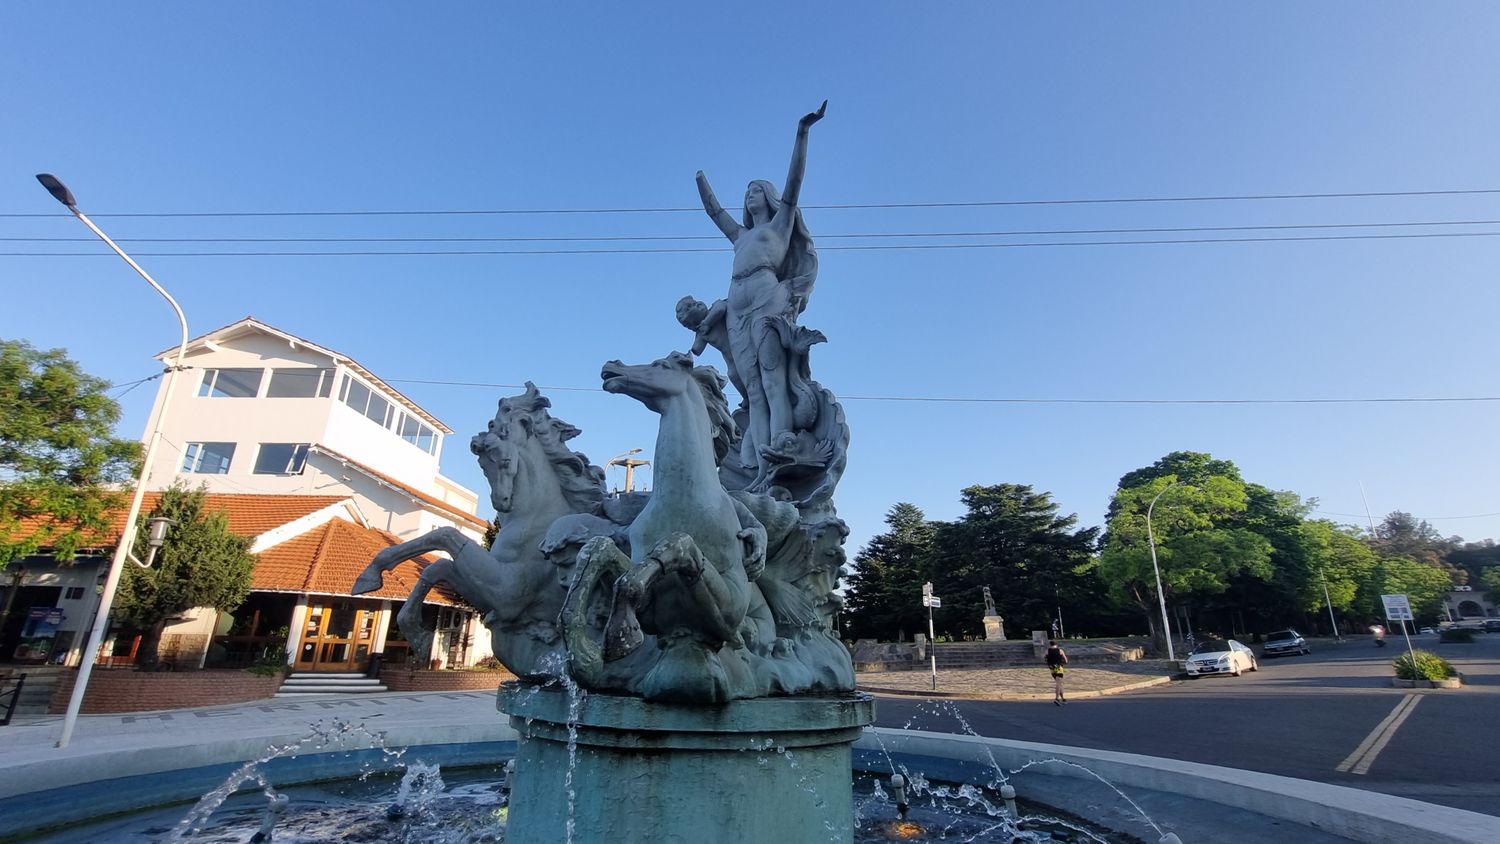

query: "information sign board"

left=1381, top=594, right=1413, bottom=621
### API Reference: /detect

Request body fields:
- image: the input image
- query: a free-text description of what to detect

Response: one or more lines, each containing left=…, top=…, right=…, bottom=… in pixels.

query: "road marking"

left=1336, top=694, right=1422, bottom=775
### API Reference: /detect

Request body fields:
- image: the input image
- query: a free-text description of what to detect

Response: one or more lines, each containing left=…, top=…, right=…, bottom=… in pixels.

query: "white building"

left=145, top=317, right=483, bottom=541
left=2, top=317, right=495, bottom=675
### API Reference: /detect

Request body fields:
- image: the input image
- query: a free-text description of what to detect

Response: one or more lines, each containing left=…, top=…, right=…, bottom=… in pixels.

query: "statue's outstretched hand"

left=799, top=100, right=828, bottom=130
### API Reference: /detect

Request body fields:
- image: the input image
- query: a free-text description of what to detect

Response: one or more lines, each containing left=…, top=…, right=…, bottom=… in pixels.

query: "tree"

left=1098, top=455, right=1274, bottom=650
left=1353, top=557, right=1454, bottom=624
left=0, top=339, right=140, bottom=629
left=1299, top=519, right=1378, bottom=629
left=925, top=484, right=1101, bottom=639
left=842, top=503, right=933, bottom=641
left=1480, top=567, right=1500, bottom=605
left=112, top=486, right=257, bottom=668
left=1370, top=511, right=1460, bottom=576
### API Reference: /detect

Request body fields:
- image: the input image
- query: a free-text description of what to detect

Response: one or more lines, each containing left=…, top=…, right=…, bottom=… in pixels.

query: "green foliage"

left=1354, top=557, right=1453, bottom=622
left=482, top=519, right=499, bottom=549
left=1439, top=628, right=1475, bottom=643
left=1393, top=649, right=1455, bottom=681
left=0, top=339, right=140, bottom=567
left=1299, top=520, right=1376, bottom=613
left=113, top=485, right=257, bottom=668
left=245, top=653, right=292, bottom=676
left=926, top=484, right=1101, bottom=638
left=1098, top=455, right=1275, bottom=642
left=842, top=503, right=934, bottom=641
left=1480, top=567, right=1500, bottom=604
left=469, top=655, right=507, bottom=671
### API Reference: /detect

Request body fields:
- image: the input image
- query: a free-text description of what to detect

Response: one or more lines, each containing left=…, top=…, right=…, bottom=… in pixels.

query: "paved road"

left=873, top=633, right=1500, bottom=816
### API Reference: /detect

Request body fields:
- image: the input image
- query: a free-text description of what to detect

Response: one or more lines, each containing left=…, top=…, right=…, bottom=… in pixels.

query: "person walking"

left=1045, top=639, right=1069, bottom=705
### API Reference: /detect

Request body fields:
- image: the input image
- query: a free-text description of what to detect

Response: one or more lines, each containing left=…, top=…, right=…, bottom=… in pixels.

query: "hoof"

left=351, top=571, right=383, bottom=595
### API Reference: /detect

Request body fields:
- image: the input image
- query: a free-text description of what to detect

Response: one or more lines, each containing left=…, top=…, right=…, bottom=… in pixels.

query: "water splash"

left=166, top=717, right=406, bottom=842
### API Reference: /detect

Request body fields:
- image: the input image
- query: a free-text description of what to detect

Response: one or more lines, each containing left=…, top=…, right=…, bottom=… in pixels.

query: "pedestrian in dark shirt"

left=1045, top=640, right=1068, bottom=705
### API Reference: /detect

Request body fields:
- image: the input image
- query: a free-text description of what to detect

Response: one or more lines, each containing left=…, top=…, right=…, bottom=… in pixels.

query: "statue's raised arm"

left=780, top=100, right=826, bottom=210
left=696, top=170, right=741, bottom=242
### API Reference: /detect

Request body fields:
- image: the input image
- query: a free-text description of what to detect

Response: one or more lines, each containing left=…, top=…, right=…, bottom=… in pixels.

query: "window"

left=266, top=368, right=334, bottom=398
left=254, top=443, right=310, bottom=474
left=339, top=375, right=393, bottom=427
left=398, top=413, right=438, bottom=454
left=182, top=442, right=235, bottom=474
left=64, top=587, right=85, bottom=600
left=197, top=368, right=262, bottom=398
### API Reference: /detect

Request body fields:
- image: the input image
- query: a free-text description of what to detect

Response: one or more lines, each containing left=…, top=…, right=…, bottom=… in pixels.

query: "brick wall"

left=379, top=667, right=512, bottom=693
left=49, top=669, right=284, bottom=714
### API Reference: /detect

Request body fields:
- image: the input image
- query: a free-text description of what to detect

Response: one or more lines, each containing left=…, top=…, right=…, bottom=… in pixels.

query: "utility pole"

left=606, top=449, right=650, bottom=492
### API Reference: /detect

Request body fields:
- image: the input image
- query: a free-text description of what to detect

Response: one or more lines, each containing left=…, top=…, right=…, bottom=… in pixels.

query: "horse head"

left=472, top=430, right=521, bottom=513
left=602, top=353, right=736, bottom=465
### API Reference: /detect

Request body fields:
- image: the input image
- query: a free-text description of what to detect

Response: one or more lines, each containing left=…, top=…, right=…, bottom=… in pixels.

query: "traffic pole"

left=927, top=602, right=937, bottom=691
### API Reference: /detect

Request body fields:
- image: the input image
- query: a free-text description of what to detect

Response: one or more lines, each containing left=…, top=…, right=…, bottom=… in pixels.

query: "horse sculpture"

left=352, top=382, right=608, bottom=676
left=561, top=352, right=768, bottom=702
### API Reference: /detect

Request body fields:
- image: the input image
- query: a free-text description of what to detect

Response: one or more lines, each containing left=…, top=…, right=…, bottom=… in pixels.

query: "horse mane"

left=692, top=365, right=738, bottom=465
left=495, top=383, right=605, bottom=514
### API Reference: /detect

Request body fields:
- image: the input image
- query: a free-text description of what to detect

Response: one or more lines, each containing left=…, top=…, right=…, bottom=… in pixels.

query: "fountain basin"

left=498, top=682, right=876, bottom=843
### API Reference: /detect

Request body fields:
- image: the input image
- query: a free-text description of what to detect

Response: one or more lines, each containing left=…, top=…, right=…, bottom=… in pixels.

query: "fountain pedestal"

left=499, top=682, right=875, bottom=843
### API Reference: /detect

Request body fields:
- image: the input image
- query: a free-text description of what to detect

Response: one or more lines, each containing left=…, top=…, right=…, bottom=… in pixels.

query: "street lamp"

left=605, top=448, right=650, bottom=493
left=1145, top=479, right=1183, bottom=662
left=37, top=174, right=191, bottom=749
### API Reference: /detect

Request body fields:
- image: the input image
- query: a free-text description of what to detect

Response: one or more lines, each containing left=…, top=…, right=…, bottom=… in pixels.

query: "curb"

left=857, top=674, right=1174, bottom=701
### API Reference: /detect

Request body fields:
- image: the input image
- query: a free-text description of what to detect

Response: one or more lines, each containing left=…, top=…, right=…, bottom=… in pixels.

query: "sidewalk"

left=856, top=659, right=1176, bottom=700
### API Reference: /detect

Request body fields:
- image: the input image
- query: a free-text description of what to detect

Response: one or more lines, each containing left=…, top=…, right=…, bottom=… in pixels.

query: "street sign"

left=1381, top=594, right=1413, bottom=621
left=922, top=582, right=934, bottom=597
left=922, top=596, right=942, bottom=608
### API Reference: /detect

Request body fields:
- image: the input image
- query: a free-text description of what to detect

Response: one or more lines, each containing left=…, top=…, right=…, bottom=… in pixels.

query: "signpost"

left=922, top=582, right=939, bottom=690
left=1381, top=593, right=1419, bottom=669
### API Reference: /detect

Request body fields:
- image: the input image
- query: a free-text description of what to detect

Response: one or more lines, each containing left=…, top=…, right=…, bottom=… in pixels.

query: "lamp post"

left=1319, top=566, right=1342, bottom=641
left=1145, top=479, right=1182, bottom=662
left=605, top=448, right=649, bottom=493
left=38, top=174, right=191, bottom=749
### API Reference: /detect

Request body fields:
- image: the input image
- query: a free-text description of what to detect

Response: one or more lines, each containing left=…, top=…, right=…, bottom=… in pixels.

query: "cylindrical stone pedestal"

left=498, top=682, right=876, bottom=843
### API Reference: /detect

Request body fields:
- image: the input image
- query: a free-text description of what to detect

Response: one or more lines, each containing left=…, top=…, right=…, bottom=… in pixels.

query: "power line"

left=383, top=377, right=1500, bottom=405
left=7, top=217, right=1500, bottom=245
left=4, top=187, right=1500, bottom=219
left=10, top=229, right=1500, bottom=257
left=1314, top=509, right=1500, bottom=522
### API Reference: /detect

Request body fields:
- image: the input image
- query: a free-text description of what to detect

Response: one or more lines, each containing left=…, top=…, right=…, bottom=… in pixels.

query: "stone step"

left=274, top=684, right=389, bottom=697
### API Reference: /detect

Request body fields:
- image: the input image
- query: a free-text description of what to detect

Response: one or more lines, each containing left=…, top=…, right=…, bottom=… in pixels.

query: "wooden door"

left=295, top=601, right=377, bottom=671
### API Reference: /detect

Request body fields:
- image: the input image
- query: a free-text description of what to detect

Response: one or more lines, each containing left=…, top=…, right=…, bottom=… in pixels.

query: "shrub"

left=1439, top=628, right=1475, bottom=643
left=1393, top=649, right=1456, bottom=682
left=468, top=655, right=508, bottom=672
left=245, top=653, right=292, bottom=677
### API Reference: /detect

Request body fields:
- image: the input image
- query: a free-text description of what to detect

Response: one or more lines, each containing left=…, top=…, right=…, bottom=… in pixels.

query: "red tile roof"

left=309, top=446, right=490, bottom=532
left=8, top=493, right=353, bottom=550
left=253, top=518, right=458, bottom=605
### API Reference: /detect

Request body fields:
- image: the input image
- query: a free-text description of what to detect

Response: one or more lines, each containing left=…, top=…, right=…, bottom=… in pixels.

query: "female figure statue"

left=695, top=101, right=826, bottom=482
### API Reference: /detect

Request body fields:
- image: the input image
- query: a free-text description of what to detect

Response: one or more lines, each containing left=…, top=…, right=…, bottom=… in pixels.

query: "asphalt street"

left=873, top=632, right=1500, bottom=816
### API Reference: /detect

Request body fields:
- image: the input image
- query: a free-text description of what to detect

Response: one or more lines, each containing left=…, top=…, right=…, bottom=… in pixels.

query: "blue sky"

left=3, top=3, right=1498, bottom=553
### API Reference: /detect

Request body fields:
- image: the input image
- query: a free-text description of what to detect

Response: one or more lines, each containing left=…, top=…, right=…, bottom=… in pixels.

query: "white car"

left=1184, top=639, right=1258, bottom=677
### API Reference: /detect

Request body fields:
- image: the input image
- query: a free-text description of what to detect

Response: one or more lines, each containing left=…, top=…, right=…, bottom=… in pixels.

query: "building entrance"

left=295, top=600, right=378, bottom=672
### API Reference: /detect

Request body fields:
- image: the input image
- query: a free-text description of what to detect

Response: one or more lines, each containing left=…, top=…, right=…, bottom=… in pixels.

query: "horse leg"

left=651, top=533, right=743, bottom=649
left=560, top=537, right=635, bottom=681
left=354, top=526, right=473, bottom=595
left=603, top=556, right=664, bottom=662
left=393, top=558, right=456, bottom=667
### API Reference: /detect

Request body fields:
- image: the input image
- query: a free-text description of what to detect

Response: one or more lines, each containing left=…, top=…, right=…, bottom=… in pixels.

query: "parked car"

left=1184, top=639, right=1258, bottom=677
left=1419, top=627, right=1437, bottom=635
left=1485, top=619, right=1500, bottom=633
left=1261, top=629, right=1310, bottom=657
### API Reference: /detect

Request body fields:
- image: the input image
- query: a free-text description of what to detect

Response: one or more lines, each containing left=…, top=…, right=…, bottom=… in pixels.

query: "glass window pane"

left=254, top=443, right=309, bottom=474
left=365, top=394, right=390, bottom=426
left=343, top=379, right=371, bottom=414
left=185, top=442, right=235, bottom=473
left=317, top=370, right=333, bottom=398
left=267, top=368, right=330, bottom=398
left=182, top=443, right=202, bottom=471
left=206, top=368, right=261, bottom=398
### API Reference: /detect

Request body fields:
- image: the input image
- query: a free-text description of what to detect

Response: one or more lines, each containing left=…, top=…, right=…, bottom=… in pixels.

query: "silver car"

left=1262, top=629, right=1310, bottom=657
left=1184, top=639, right=1258, bottom=677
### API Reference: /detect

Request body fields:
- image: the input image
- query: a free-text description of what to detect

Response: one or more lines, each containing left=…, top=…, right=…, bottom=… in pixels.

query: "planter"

left=1430, top=676, right=1462, bottom=689
left=1391, top=675, right=1462, bottom=689
left=49, top=668, right=284, bottom=714
left=379, top=666, right=514, bottom=693
left=1390, top=678, right=1417, bottom=688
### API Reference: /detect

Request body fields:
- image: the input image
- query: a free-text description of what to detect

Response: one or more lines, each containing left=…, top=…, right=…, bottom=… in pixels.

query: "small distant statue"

left=983, top=586, right=997, bottom=616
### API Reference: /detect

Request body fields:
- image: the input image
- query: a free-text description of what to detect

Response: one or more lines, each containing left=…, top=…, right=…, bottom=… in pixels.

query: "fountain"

left=354, top=100, right=875, bottom=842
